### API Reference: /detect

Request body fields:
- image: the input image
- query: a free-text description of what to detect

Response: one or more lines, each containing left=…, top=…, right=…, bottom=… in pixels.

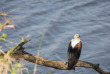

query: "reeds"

left=0, top=10, right=29, bottom=74
left=34, top=30, right=46, bottom=74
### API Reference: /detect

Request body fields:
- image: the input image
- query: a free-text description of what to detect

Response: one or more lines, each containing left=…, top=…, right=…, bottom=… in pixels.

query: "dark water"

left=0, top=0, right=110, bottom=74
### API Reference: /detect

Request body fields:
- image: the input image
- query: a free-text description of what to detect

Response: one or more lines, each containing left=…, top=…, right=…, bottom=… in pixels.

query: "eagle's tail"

left=68, top=60, right=76, bottom=70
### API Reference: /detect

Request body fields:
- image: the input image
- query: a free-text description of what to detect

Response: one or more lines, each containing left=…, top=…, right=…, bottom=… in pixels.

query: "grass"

left=0, top=49, right=29, bottom=74
left=0, top=10, right=53, bottom=74
left=0, top=10, right=29, bottom=74
left=34, top=30, right=46, bottom=74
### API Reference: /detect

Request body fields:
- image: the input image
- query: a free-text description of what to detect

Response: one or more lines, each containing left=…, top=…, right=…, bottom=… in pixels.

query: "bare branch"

left=11, top=51, right=110, bottom=74
left=1, top=39, right=110, bottom=74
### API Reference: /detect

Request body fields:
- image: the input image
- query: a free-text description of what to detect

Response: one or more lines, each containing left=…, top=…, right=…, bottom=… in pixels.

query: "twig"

left=0, top=38, right=17, bottom=45
left=0, top=17, right=15, bottom=32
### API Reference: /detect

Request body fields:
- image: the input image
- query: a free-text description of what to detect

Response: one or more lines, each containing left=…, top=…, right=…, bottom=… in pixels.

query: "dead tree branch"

left=1, top=39, right=110, bottom=74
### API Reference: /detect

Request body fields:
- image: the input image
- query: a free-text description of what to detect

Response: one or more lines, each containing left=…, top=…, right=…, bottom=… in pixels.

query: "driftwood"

left=1, top=39, right=110, bottom=74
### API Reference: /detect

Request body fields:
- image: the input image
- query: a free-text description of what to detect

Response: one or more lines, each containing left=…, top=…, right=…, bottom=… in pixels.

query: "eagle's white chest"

left=71, top=38, right=81, bottom=48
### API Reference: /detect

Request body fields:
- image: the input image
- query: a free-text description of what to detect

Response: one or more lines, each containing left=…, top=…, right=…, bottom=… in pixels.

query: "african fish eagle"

left=68, top=34, right=82, bottom=69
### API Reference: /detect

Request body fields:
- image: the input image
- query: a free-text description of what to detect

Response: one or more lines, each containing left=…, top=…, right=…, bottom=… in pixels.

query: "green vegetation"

left=0, top=11, right=29, bottom=74
left=0, top=10, right=47, bottom=74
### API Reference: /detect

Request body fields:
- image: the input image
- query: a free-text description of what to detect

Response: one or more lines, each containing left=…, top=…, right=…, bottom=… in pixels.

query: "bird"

left=67, top=34, right=82, bottom=69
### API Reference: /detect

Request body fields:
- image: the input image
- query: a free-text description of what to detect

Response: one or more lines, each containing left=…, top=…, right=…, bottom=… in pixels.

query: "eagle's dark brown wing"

left=68, top=41, right=82, bottom=69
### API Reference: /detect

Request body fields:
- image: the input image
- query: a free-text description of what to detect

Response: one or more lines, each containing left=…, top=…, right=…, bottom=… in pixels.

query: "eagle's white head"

left=74, top=34, right=80, bottom=38
left=71, top=34, right=81, bottom=48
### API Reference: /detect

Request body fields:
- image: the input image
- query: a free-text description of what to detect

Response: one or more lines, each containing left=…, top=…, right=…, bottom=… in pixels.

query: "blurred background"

left=0, top=0, right=110, bottom=74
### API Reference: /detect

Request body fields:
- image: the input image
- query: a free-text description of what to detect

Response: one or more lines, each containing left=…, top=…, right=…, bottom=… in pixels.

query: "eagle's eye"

left=76, top=35, right=80, bottom=37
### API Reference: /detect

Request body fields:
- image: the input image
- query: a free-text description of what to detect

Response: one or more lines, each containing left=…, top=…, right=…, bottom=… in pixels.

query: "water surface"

left=0, top=0, right=110, bottom=74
